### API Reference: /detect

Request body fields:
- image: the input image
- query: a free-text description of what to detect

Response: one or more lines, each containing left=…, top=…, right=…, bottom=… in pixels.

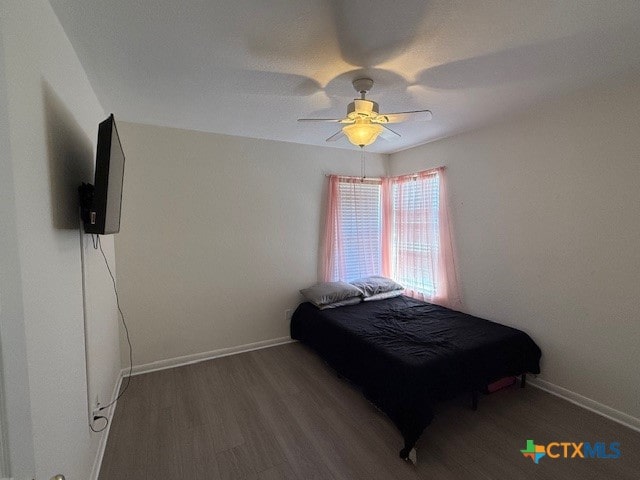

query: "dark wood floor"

left=100, top=342, right=640, bottom=479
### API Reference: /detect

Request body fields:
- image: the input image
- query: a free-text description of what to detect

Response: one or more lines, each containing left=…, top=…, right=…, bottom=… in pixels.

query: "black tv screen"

left=81, top=114, right=125, bottom=234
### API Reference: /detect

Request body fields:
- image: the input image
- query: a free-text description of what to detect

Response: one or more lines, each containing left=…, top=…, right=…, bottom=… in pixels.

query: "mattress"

left=290, top=295, right=541, bottom=455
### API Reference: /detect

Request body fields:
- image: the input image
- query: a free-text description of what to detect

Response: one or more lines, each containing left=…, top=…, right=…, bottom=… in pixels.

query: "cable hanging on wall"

left=79, top=225, right=134, bottom=434
left=90, top=235, right=133, bottom=432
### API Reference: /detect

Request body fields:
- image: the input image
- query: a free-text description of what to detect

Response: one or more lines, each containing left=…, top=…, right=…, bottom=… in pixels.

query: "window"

left=330, top=178, right=382, bottom=281
left=322, top=169, right=460, bottom=308
left=391, top=173, right=440, bottom=297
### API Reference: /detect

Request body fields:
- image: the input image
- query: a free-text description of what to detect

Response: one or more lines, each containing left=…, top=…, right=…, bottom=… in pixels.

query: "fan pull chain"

left=360, top=146, right=366, bottom=181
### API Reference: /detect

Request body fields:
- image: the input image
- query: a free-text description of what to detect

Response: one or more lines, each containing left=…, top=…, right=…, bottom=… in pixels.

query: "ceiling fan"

left=298, top=78, right=432, bottom=147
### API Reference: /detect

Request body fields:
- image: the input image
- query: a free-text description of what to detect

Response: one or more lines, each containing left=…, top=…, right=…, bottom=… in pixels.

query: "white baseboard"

left=125, top=337, right=295, bottom=377
left=90, top=370, right=124, bottom=480
left=528, top=377, right=640, bottom=433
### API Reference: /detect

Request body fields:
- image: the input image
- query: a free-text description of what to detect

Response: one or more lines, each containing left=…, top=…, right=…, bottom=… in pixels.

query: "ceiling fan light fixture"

left=342, top=119, right=383, bottom=147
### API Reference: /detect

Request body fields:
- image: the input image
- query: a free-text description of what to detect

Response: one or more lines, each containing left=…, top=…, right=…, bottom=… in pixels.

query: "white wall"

left=115, top=123, right=388, bottom=367
left=389, top=72, right=640, bottom=421
left=0, top=18, right=35, bottom=477
left=0, top=1, right=121, bottom=478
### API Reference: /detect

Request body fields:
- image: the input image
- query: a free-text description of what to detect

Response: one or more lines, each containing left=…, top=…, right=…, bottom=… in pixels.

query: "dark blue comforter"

left=290, top=296, right=541, bottom=455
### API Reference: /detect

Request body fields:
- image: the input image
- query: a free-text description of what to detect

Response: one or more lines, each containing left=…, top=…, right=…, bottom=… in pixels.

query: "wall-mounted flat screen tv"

left=80, top=114, right=125, bottom=235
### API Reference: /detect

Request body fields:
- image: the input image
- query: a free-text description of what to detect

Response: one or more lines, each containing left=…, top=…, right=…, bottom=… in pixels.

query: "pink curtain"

left=389, top=168, right=462, bottom=310
left=321, top=175, right=343, bottom=282
left=432, top=168, right=462, bottom=309
left=380, top=177, right=393, bottom=278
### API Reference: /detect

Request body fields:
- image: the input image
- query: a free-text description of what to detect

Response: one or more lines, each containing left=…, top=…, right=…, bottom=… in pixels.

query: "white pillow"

left=363, top=290, right=405, bottom=302
left=300, top=281, right=364, bottom=308
left=350, top=276, right=404, bottom=298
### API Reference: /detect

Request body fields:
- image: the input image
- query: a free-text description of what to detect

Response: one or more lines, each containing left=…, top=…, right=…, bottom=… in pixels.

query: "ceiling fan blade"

left=376, top=109, right=433, bottom=123
left=326, top=130, right=345, bottom=142
left=379, top=125, right=401, bottom=140
left=298, top=118, right=344, bottom=123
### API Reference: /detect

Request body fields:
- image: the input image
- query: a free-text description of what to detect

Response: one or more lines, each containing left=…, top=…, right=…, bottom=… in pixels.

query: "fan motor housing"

left=347, top=99, right=379, bottom=119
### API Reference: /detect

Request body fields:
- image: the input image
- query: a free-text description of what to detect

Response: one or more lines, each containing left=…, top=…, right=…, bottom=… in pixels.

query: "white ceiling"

left=50, top=0, right=640, bottom=154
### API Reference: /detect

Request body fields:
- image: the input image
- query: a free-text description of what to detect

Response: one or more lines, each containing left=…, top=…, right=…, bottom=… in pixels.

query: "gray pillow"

left=350, top=276, right=404, bottom=298
left=363, top=289, right=405, bottom=302
left=300, top=281, right=364, bottom=308
left=318, top=297, right=362, bottom=310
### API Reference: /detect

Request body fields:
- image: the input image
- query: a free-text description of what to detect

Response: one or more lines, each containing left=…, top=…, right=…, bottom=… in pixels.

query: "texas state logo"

left=521, top=440, right=547, bottom=464
left=521, top=439, right=621, bottom=464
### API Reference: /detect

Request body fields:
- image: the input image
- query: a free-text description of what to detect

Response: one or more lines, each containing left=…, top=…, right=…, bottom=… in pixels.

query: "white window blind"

left=391, top=174, right=440, bottom=297
left=333, top=180, right=382, bottom=281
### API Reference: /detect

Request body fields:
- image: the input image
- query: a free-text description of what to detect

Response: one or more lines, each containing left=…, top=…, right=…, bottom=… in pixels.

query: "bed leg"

left=520, top=373, right=527, bottom=388
left=408, top=448, right=417, bottom=464
left=471, top=389, right=478, bottom=411
left=399, top=441, right=416, bottom=461
left=399, top=447, right=417, bottom=464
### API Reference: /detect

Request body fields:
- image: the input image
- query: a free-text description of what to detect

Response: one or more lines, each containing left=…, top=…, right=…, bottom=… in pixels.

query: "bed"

left=290, top=295, right=541, bottom=459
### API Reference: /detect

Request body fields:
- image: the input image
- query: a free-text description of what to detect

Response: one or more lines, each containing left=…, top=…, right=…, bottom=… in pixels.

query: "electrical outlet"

left=92, top=406, right=102, bottom=420
left=92, top=395, right=101, bottom=420
left=285, top=309, right=293, bottom=322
